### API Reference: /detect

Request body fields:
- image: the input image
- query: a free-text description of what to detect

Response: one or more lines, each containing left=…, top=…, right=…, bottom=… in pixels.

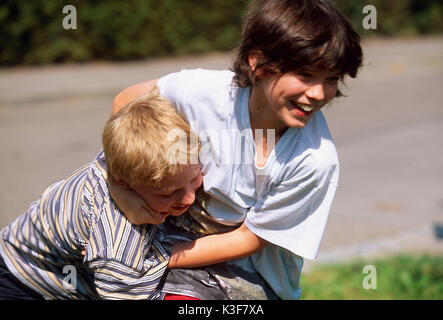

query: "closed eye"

left=156, top=189, right=178, bottom=198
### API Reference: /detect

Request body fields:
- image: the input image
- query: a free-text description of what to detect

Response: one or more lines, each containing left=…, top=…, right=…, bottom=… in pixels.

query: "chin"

left=286, top=120, right=307, bottom=129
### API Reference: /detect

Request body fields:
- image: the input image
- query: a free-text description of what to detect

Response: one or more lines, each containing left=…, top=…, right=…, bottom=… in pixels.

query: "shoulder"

left=87, top=150, right=109, bottom=189
left=83, top=150, right=112, bottom=217
left=308, top=111, right=338, bottom=163
left=280, top=112, right=339, bottom=186
left=304, top=112, right=339, bottom=185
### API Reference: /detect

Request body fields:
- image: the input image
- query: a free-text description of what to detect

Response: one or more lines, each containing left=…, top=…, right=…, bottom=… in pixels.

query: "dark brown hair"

left=232, top=0, right=363, bottom=94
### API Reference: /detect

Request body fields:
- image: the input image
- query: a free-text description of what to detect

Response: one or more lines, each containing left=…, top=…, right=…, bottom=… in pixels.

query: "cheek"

left=273, top=78, right=306, bottom=103
left=144, top=196, right=173, bottom=211
left=325, top=83, right=338, bottom=100
left=261, top=77, right=281, bottom=101
left=195, top=174, right=203, bottom=189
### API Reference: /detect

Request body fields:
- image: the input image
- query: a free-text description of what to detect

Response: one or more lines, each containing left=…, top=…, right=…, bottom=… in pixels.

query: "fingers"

left=145, top=208, right=168, bottom=225
left=125, top=206, right=167, bottom=225
left=140, top=201, right=168, bottom=225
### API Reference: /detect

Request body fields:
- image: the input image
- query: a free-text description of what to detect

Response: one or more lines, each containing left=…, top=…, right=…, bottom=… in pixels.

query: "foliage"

left=1, top=0, right=442, bottom=65
left=333, top=0, right=443, bottom=36
left=0, top=0, right=250, bottom=65
left=300, top=254, right=443, bottom=300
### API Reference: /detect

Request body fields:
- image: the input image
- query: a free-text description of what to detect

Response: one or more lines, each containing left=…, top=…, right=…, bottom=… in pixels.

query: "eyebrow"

left=153, top=170, right=200, bottom=194
left=152, top=185, right=179, bottom=194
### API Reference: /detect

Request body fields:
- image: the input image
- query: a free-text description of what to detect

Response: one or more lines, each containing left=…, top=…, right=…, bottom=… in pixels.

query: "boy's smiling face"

left=248, top=51, right=339, bottom=132
left=131, top=164, right=203, bottom=222
left=252, top=70, right=339, bottom=130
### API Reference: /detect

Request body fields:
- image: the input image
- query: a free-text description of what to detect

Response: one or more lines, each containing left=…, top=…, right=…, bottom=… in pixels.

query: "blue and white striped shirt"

left=0, top=151, right=171, bottom=299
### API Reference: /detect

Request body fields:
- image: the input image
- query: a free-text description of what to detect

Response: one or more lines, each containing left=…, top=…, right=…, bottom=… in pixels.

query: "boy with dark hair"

left=111, top=0, right=363, bottom=299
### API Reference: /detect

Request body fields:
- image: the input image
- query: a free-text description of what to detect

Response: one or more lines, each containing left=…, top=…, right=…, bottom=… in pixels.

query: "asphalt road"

left=1, top=37, right=442, bottom=269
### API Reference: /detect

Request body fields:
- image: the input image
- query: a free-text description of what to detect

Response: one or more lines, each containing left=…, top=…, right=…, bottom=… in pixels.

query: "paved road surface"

left=1, top=37, right=442, bottom=271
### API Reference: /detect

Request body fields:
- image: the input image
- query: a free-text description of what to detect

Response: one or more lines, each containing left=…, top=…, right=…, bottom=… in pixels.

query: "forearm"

left=168, top=223, right=268, bottom=269
left=112, top=79, right=158, bottom=114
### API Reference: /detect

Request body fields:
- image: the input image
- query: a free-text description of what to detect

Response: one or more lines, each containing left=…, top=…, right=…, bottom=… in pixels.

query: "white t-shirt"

left=157, top=69, right=339, bottom=299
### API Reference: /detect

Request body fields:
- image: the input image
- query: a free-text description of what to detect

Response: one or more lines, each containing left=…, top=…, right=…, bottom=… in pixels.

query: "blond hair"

left=102, top=88, right=199, bottom=187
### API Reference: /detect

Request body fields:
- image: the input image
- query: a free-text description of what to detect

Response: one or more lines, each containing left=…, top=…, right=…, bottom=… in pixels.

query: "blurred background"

left=0, top=0, right=442, bottom=299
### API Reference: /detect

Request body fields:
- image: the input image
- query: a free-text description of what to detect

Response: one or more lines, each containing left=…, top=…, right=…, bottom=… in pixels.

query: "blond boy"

left=0, top=91, right=201, bottom=299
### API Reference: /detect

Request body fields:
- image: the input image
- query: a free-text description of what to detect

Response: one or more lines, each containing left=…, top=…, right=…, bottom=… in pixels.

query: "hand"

left=107, top=175, right=167, bottom=225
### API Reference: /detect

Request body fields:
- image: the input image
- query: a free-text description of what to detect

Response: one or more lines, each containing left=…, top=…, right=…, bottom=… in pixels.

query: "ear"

left=248, top=50, right=267, bottom=80
left=248, top=50, right=263, bottom=72
left=112, top=174, right=132, bottom=190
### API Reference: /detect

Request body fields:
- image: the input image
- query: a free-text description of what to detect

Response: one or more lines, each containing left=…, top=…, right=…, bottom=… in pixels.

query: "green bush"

left=300, top=254, right=443, bottom=300
left=1, top=0, right=442, bottom=65
left=333, top=0, right=443, bottom=36
left=0, top=0, right=250, bottom=65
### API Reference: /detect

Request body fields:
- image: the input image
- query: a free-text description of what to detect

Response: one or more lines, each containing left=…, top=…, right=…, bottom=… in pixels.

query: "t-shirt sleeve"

left=245, top=159, right=339, bottom=260
left=156, top=68, right=235, bottom=126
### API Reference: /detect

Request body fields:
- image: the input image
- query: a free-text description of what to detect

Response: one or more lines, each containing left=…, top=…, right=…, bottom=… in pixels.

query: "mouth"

left=289, top=101, right=316, bottom=117
left=169, top=205, right=190, bottom=214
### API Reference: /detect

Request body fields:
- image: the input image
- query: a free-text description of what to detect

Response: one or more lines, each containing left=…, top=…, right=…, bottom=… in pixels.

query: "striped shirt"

left=0, top=151, right=171, bottom=300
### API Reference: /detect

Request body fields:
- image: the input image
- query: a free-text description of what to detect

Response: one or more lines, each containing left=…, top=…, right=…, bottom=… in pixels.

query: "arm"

left=168, top=222, right=268, bottom=268
left=108, top=175, right=167, bottom=225
left=112, top=79, right=158, bottom=115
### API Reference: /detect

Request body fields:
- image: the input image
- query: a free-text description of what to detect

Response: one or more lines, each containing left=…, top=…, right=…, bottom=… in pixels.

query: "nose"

left=305, top=82, right=325, bottom=101
left=178, top=190, right=195, bottom=206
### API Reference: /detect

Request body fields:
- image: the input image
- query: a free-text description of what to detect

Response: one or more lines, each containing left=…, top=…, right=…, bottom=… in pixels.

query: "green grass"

left=300, top=254, right=443, bottom=300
